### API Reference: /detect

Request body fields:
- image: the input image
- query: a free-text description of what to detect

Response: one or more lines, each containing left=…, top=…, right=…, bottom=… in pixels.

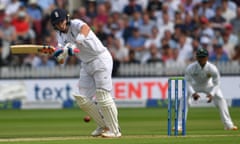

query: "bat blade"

left=10, top=45, right=56, bottom=55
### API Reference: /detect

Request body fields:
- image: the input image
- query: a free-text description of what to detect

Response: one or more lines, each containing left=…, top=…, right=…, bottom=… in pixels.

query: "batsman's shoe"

left=225, top=125, right=238, bottom=131
left=91, top=127, right=106, bottom=137
left=101, top=131, right=122, bottom=138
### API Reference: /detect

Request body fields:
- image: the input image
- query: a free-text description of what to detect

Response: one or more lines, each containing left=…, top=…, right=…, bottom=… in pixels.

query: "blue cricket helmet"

left=50, top=8, right=68, bottom=26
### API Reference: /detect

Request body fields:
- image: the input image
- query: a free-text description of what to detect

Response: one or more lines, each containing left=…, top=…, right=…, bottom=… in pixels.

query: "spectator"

left=199, top=16, right=215, bottom=39
left=36, top=55, right=56, bottom=68
left=129, top=11, right=143, bottom=28
left=176, top=32, right=194, bottom=64
left=23, top=54, right=41, bottom=67
left=0, top=38, right=3, bottom=66
left=230, top=7, right=240, bottom=39
left=166, top=0, right=181, bottom=12
left=43, top=30, right=57, bottom=48
left=209, top=6, right=226, bottom=33
left=1, top=0, right=240, bottom=71
left=37, top=0, right=55, bottom=15
left=198, top=0, right=215, bottom=19
left=5, top=0, right=21, bottom=16
left=108, top=0, right=128, bottom=13
left=231, top=0, right=240, bottom=7
left=0, top=0, right=9, bottom=8
left=120, top=16, right=134, bottom=44
left=163, top=29, right=178, bottom=49
left=94, top=21, right=108, bottom=45
left=26, top=0, right=43, bottom=40
left=136, top=0, right=148, bottom=10
left=0, top=4, right=6, bottom=26
left=109, top=19, right=125, bottom=47
left=221, top=29, right=236, bottom=59
left=200, top=36, right=212, bottom=52
left=190, top=24, right=201, bottom=40
left=223, top=23, right=238, bottom=46
left=146, top=0, right=162, bottom=19
left=157, top=11, right=175, bottom=37
left=11, top=11, right=36, bottom=44
left=182, top=12, right=197, bottom=36
left=77, top=6, right=91, bottom=25
left=221, top=0, right=236, bottom=22
left=138, top=12, right=156, bottom=38
left=0, top=16, right=16, bottom=64
left=146, top=0, right=162, bottom=13
left=171, top=24, right=183, bottom=43
left=191, top=3, right=201, bottom=23
left=86, top=0, right=97, bottom=19
left=93, top=3, right=109, bottom=25
left=123, top=0, right=142, bottom=16
left=146, top=44, right=162, bottom=63
left=183, top=0, right=195, bottom=13
left=161, top=44, right=174, bottom=63
left=209, top=43, right=229, bottom=63
left=190, top=37, right=201, bottom=61
left=126, top=27, right=145, bottom=61
left=126, top=49, right=140, bottom=64
left=174, top=10, right=184, bottom=25
left=144, top=26, right=162, bottom=49
left=55, top=0, right=68, bottom=9
left=107, top=34, right=128, bottom=63
left=106, top=34, right=128, bottom=76
left=232, top=44, right=240, bottom=62
left=65, top=56, right=80, bottom=66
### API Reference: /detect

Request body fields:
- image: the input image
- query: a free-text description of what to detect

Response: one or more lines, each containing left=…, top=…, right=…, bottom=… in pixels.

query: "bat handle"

left=73, top=48, right=80, bottom=53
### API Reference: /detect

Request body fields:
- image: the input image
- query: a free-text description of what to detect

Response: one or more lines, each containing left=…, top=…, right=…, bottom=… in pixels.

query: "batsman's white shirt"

left=185, top=61, right=222, bottom=97
left=56, top=19, right=108, bottom=63
left=56, top=19, right=113, bottom=97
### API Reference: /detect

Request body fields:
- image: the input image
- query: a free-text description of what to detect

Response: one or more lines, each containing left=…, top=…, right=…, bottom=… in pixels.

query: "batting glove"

left=64, top=43, right=80, bottom=56
left=53, top=49, right=64, bottom=58
left=53, top=49, right=66, bottom=64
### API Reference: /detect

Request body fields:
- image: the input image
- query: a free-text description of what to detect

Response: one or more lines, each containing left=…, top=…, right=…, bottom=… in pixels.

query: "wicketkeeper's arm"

left=209, top=68, right=221, bottom=96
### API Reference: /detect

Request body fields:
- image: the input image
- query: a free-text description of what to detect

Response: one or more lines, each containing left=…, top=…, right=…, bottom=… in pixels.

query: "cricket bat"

left=10, top=44, right=56, bottom=55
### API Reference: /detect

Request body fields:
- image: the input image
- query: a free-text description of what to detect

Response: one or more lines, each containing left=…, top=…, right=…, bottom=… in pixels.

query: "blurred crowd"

left=0, top=0, right=240, bottom=75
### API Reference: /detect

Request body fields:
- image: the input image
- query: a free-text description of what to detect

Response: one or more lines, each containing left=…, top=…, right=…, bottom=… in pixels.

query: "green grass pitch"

left=0, top=107, right=239, bottom=144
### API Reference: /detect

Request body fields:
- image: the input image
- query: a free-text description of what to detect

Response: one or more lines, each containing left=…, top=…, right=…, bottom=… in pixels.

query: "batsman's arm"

left=76, top=24, right=90, bottom=43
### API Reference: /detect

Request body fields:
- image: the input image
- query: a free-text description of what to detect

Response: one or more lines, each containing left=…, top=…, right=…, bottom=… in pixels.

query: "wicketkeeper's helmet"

left=196, top=47, right=208, bottom=58
left=50, top=8, right=70, bottom=29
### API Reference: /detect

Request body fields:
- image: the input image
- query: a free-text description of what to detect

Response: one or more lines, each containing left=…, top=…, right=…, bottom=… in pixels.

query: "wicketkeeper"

left=177, top=48, right=238, bottom=131
left=50, top=8, right=121, bottom=138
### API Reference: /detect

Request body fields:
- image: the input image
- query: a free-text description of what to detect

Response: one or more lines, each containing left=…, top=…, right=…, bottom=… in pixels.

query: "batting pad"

left=73, top=94, right=105, bottom=128
left=95, top=89, right=120, bottom=134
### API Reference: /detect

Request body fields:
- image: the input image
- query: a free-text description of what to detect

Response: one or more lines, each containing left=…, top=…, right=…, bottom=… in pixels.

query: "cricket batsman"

left=177, top=48, right=238, bottom=131
left=50, top=8, right=121, bottom=138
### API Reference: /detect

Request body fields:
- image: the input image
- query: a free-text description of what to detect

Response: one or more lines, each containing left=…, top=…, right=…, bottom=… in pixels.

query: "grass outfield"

left=0, top=107, right=239, bottom=144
